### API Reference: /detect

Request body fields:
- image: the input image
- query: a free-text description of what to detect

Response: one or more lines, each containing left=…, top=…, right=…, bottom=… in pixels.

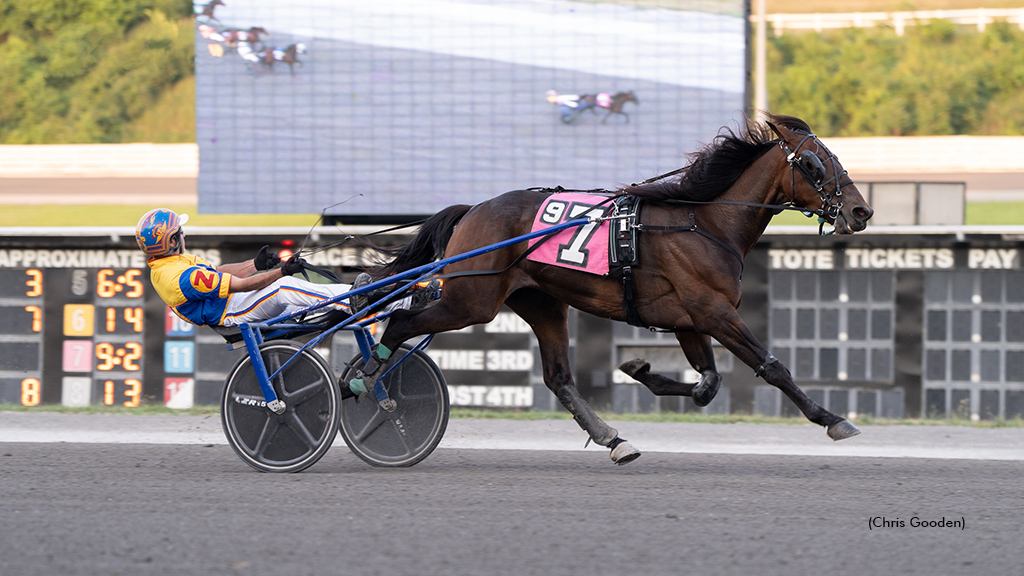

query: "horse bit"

left=776, top=130, right=854, bottom=235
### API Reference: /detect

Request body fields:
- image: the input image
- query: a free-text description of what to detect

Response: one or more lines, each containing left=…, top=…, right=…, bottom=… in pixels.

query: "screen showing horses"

left=194, top=0, right=748, bottom=219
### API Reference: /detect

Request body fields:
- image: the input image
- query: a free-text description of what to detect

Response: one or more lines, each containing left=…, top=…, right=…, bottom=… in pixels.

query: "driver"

left=135, top=208, right=438, bottom=328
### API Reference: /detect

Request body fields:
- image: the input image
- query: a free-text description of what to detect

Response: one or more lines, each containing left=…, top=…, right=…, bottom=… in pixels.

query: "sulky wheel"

left=221, top=341, right=340, bottom=473
left=338, top=344, right=449, bottom=467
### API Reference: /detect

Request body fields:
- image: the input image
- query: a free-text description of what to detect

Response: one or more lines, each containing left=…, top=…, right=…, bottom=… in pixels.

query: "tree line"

left=0, top=0, right=193, bottom=143
left=1, top=1, right=1023, bottom=142
left=767, top=19, right=1024, bottom=136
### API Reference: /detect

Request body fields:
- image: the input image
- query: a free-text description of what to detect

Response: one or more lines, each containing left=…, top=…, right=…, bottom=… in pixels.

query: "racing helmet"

left=135, top=209, right=189, bottom=257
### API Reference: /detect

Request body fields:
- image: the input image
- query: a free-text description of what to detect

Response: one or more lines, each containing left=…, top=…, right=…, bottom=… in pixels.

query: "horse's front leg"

left=617, top=331, right=721, bottom=407
left=506, top=290, right=641, bottom=465
left=706, top=308, right=860, bottom=441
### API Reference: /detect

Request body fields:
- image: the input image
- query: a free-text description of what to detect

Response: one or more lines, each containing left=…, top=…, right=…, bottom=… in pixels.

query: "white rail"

left=0, top=144, right=198, bottom=178
left=760, top=7, right=1024, bottom=36
left=825, top=136, right=1024, bottom=174
left=2, top=137, right=1024, bottom=180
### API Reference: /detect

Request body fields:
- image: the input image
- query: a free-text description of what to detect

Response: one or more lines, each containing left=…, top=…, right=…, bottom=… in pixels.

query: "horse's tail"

left=362, top=204, right=472, bottom=279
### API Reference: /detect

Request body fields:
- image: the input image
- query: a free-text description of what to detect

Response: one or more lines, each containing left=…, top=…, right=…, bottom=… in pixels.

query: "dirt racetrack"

left=1, top=415, right=1022, bottom=576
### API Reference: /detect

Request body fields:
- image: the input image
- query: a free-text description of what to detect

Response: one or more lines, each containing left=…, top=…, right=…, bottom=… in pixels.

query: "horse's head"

left=767, top=120, right=872, bottom=234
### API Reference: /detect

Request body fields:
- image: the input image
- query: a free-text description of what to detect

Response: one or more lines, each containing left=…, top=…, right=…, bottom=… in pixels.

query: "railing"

left=0, top=143, right=198, bottom=178
left=825, top=136, right=1024, bottom=174
left=3, top=138, right=1024, bottom=180
left=759, top=7, right=1024, bottom=36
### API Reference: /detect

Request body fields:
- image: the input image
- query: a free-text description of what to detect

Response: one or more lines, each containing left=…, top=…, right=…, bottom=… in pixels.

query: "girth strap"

left=621, top=265, right=645, bottom=328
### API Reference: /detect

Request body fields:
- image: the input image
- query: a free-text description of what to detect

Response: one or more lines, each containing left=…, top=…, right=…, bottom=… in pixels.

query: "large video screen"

left=195, top=0, right=748, bottom=219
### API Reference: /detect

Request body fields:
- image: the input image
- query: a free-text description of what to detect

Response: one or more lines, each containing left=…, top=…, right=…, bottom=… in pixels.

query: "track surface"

left=2, top=416, right=1022, bottom=576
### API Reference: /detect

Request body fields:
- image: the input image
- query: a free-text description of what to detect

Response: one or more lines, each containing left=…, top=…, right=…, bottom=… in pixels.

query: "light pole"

left=754, top=0, right=768, bottom=120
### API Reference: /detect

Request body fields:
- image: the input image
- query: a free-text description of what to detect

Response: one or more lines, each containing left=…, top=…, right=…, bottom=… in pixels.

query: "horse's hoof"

left=828, top=420, right=861, bottom=441
left=610, top=441, right=641, bottom=465
left=618, top=359, right=649, bottom=378
left=691, top=373, right=722, bottom=407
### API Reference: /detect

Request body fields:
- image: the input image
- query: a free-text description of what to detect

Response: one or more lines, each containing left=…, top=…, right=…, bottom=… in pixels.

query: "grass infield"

left=1, top=202, right=1022, bottom=228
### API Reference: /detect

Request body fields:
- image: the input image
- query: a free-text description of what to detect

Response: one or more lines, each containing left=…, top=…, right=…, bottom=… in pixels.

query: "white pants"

left=221, top=276, right=408, bottom=327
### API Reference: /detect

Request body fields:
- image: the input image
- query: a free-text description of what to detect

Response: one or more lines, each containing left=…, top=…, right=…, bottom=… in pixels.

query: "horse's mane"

left=621, top=113, right=811, bottom=202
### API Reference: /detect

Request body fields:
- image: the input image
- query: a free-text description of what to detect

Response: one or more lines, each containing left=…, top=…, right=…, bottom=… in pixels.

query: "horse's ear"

left=766, top=120, right=785, bottom=141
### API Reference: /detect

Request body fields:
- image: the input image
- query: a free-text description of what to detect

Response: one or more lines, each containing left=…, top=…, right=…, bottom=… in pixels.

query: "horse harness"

left=608, top=195, right=745, bottom=330
left=774, top=129, right=855, bottom=235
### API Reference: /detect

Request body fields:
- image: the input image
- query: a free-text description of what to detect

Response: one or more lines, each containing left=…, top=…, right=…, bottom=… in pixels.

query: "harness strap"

left=620, top=265, right=645, bottom=328
left=610, top=196, right=646, bottom=328
left=610, top=196, right=641, bottom=267
left=295, top=260, right=344, bottom=284
left=637, top=205, right=745, bottom=270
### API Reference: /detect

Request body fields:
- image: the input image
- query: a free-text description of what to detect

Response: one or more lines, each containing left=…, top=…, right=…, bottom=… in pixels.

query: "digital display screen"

left=0, top=257, right=237, bottom=408
left=0, top=269, right=45, bottom=405
left=195, top=0, right=748, bottom=217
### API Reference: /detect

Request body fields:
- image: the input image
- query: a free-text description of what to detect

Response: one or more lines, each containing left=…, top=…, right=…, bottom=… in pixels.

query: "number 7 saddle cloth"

left=526, top=192, right=640, bottom=276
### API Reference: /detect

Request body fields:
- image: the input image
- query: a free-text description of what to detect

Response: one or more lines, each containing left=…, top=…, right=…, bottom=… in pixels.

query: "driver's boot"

left=345, top=343, right=393, bottom=400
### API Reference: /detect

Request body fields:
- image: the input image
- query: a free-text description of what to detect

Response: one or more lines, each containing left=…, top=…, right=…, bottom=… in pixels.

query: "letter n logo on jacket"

left=189, top=269, right=219, bottom=293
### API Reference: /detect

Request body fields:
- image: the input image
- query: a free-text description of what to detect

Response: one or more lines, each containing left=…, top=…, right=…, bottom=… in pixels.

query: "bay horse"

left=351, top=113, right=873, bottom=465
left=600, top=90, right=637, bottom=124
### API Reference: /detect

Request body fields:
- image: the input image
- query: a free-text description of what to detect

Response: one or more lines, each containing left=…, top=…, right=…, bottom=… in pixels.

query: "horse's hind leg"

left=506, top=290, right=641, bottom=465
left=618, top=331, right=721, bottom=407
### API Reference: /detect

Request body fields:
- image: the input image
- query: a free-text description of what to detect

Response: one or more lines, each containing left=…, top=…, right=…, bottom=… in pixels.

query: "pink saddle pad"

left=526, top=193, right=612, bottom=275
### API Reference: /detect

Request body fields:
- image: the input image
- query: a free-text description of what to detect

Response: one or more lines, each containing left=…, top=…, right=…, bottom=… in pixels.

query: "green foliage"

left=768, top=20, right=1024, bottom=136
left=4, top=1, right=1024, bottom=141
left=0, top=0, right=193, bottom=143
left=122, top=74, right=195, bottom=142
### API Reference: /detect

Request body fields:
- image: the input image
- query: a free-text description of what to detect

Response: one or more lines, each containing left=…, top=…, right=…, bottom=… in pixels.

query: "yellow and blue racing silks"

left=147, top=254, right=232, bottom=326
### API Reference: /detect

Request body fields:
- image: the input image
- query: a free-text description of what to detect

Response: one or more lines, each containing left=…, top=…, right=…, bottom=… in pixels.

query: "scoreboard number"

left=64, top=304, right=95, bottom=336
left=21, top=378, right=41, bottom=406
left=24, top=305, right=42, bottom=331
left=96, top=269, right=144, bottom=298
left=3, top=261, right=232, bottom=408
left=24, top=269, right=42, bottom=297
left=102, top=378, right=142, bottom=407
left=95, top=342, right=143, bottom=372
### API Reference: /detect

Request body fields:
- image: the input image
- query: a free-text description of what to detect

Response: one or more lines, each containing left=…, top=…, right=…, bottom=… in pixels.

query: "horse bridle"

left=773, top=127, right=854, bottom=234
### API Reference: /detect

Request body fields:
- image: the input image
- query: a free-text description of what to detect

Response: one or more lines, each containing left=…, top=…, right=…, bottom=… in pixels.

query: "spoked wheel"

left=338, top=345, right=449, bottom=467
left=221, top=341, right=340, bottom=473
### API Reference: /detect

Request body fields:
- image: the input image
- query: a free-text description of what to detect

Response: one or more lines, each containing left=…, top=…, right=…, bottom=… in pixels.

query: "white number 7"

left=558, top=204, right=606, bottom=266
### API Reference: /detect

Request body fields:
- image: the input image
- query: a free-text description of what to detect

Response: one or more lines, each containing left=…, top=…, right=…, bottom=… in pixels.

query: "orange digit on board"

left=124, top=307, right=144, bottom=332
left=24, top=305, right=42, bottom=332
left=25, top=269, right=42, bottom=297
left=123, top=270, right=144, bottom=298
left=123, top=342, right=142, bottom=371
left=96, top=269, right=116, bottom=298
left=123, top=379, right=141, bottom=407
left=21, top=378, right=41, bottom=406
